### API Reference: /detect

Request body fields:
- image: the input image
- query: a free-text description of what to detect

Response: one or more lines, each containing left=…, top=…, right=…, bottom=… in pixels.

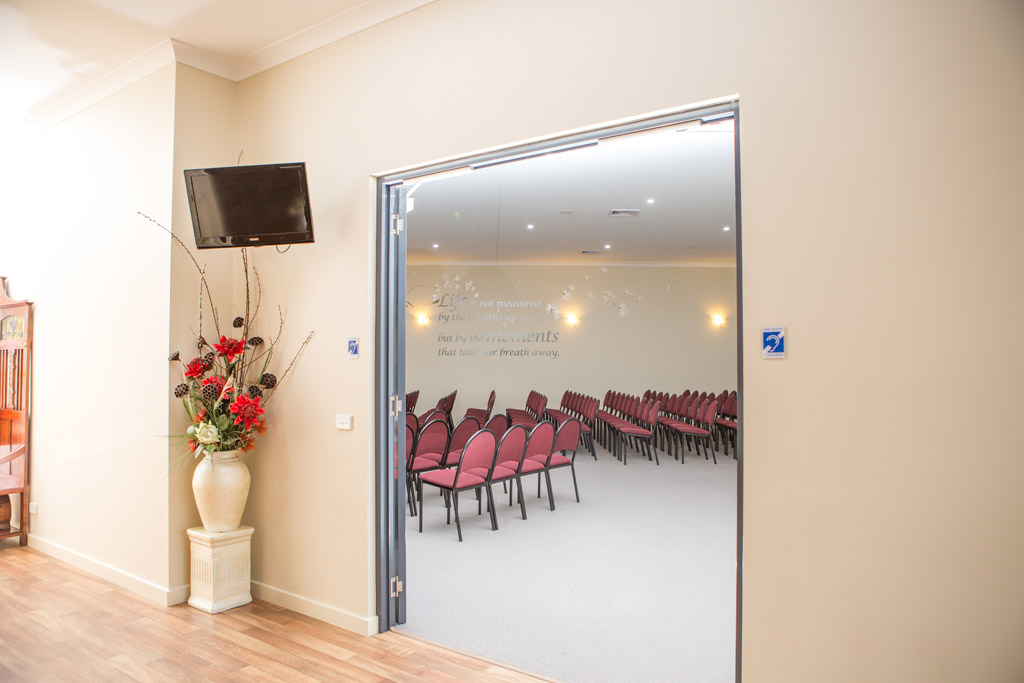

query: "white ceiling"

left=406, top=121, right=737, bottom=265
left=0, top=0, right=435, bottom=135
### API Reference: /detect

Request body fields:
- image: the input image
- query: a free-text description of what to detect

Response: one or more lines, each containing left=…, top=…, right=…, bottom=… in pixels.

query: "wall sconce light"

left=711, top=314, right=727, bottom=327
left=416, top=313, right=430, bottom=326
left=566, top=314, right=580, bottom=326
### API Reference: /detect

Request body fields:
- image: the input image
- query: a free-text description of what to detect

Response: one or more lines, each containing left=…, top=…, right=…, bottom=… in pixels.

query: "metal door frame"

left=375, top=100, right=744, bottom=682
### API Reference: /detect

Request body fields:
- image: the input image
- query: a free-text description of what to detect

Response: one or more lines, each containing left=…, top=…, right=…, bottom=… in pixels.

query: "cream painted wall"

left=406, top=264, right=737, bottom=414
left=167, top=64, right=238, bottom=598
left=2, top=65, right=177, bottom=599
left=232, top=0, right=1024, bottom=679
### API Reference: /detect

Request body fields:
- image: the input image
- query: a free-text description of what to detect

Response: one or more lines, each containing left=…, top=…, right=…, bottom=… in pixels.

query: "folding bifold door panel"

left=379, top=182, right=408, bottom=629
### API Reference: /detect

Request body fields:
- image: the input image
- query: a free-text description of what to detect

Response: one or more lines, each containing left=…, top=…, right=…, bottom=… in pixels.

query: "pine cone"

left=248, top=385, right=264, bottom=399
left=168, top=351, right=180, bottom=362
left=247, top=336, right=264, bottom=347
left=173, top=383, right=189, bottom=398
left=202, top=384, right=220, bottom=402
left=232, top=316, right=244, bottom=328
left=201, top=351, right=216, bottom=368
left=260, top=373, right=277, bottom=389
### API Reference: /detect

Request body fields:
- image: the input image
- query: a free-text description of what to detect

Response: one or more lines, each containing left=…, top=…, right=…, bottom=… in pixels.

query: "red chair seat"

left=548, top=453, right=571, bottom=467
left=716, top=418, right=738, bottom=429
left=619, top=426, right=650, bottom=437
left=410, top=455, right=441, bottom=472
left=491, top=465, right=518, bottom=481
left=464, top=408, right=487, bottom=421
left=579, top=423, right=591, bottom=434
left=419, top=467, right=488, bottom=490
left=519, top=459, right=544, bottom=474
left=667, top=423, right=709, bottom=436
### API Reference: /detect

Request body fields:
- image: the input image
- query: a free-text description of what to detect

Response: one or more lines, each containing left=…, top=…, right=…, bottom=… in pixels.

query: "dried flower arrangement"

left=141, top=212, right=313, bottom=459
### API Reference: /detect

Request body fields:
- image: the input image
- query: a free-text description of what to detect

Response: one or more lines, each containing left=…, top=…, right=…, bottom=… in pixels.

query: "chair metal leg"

left=417, top=480, right=425, bottom=533
left=516, top=477, right=528, bottom=519
left=485, top=485, right=498, bottom=530
left=453, top=492, right=462, bottom=541
left=570, top=464, right=580, bottom=503
left=544, top=469, right=555, bottom=511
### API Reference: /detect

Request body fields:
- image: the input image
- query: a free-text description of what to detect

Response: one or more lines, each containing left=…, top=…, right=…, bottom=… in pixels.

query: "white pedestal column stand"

left=187, top=525, right=254, bottom=613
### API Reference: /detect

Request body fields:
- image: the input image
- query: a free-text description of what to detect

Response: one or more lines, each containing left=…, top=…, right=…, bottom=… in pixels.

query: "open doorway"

left=376, top=100, right=743, bottom=683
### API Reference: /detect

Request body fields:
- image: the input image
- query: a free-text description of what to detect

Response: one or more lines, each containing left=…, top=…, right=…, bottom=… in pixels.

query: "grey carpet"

left=402, top=438, right=737, bottom=683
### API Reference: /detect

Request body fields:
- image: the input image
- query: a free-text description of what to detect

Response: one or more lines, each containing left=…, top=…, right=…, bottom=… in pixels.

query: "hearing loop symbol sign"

left=762, top=327, right=785, bottom=359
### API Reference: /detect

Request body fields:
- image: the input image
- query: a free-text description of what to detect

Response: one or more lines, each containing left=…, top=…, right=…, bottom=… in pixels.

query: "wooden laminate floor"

left=0, top=544, right=553, bottom=682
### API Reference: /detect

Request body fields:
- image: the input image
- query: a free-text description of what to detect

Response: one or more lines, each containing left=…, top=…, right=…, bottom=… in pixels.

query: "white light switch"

left=336, top=414, right=353, bottom=430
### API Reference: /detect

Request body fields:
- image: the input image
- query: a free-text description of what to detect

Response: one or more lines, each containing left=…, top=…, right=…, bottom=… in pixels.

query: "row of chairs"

left=407, top=415, right=583, bottom=541
left=544, top=391, right=598, bottom=459
left=405, top=389, right=420, bottom=415
left=506, top=390, right=547, bottom=428
left=646, top=389, right=738, bottom=459
left=596, top=392, right=663, bottom=465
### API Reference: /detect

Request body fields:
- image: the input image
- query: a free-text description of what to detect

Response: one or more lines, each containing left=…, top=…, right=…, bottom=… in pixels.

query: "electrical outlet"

left=335, top=414, right=352, bottom=430
left=29, top=502, right=38, bottom=514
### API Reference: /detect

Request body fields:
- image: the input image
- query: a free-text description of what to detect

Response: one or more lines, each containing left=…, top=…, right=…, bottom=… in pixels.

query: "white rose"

left=195, top=422, right=220, bottom=446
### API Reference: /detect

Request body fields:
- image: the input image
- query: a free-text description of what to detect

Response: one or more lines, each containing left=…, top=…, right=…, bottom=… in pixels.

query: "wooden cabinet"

left=0, top=277, right=32, bottom=545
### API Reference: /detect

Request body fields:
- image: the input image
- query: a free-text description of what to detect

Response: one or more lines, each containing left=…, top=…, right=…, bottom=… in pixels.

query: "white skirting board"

left=251, top=580, right=378, bottom=636
left=27, top=533, right=189, bottom=606
left=28, top=532, right=378, bottom=635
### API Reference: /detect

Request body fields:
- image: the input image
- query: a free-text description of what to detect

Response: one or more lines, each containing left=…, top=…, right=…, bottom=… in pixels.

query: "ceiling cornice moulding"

left=235, top=0, right=438, bottom=81
left=29, top=0, right=437, bottom=133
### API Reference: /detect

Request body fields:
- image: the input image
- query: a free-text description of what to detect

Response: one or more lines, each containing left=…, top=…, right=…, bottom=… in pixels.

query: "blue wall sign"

left=762, top=327, right=785, bottom=359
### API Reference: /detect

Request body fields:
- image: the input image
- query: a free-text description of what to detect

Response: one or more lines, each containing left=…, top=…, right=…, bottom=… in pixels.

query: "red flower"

left=202, top=375, right=227, bottom=393
left=214, top=336, right=246, bottom=362
left=184, top=357, right=205, bottom=378
left=229, top=394, right=265, bottom=431
left=192, top=409, right=207, bottom=424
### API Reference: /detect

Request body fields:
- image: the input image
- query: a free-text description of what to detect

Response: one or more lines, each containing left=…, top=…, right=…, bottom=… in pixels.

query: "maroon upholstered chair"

left=488, top=424, right=528, bottom=523
left=616, top=400, right=660, bottom=466
left=408, top=418, right=449, bottom=509
left=418, top=429, right=498, bottom=541
left=483, top=414, right=509, bottom=438
left=417, top=408, right=445, bottom=430
left=716, top=391, right=738, bottom=457
left=443, top=416, right=481, bottom=467
left=544, top=418, right=582, bottom=506
left=404, top=424, right=418, bottom=515
left=405, top=412, right=418, bottom=436
left=464, top=390, right=496, bottom=423
left=519, top=421, right=555, bottom=509
left=405, top=389, right=419, bottom=414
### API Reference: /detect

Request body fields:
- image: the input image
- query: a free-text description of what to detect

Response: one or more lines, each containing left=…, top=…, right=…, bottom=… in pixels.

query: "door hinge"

left=390, top=213, right=404, bottom=235
left=390, top=576, right=404, bottom=597
left=389, top=395, right=403, bottom=417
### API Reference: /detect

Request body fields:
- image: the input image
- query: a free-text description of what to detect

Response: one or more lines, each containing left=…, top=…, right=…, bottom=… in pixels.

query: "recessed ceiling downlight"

left=723, top=226, right=731, bottom=232
left=646, top=198, right=655, bottom=204
left=432, top=243, right=439, bottom=248
left=527, top=224, right=535, bottom=230
left=604, top=244, right=611, bottom=249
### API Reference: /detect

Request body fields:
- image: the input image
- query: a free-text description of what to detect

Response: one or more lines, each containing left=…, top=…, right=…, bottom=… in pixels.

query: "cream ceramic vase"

left=192, top=450, right=251, bottom=532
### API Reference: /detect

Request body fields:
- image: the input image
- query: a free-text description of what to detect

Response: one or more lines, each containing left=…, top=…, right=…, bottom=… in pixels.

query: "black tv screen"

left=184, top=163, right=315, bottom=249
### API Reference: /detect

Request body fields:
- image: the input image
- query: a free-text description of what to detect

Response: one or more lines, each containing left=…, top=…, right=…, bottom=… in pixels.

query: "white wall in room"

left=232, top=0, right=1024, bottom=678
left=2, top=65, right=177, bottom=600
left=6, top=0, right=1023, bottom=678
left=406, top=264, right=737, bottom=415
left=166, top=63, right=238, bottom=600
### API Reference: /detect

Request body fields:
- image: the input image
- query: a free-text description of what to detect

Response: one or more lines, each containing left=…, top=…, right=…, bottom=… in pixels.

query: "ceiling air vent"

left=580, top=250, right=604, bottom=254
left=608, top=209, right=641, bottom=218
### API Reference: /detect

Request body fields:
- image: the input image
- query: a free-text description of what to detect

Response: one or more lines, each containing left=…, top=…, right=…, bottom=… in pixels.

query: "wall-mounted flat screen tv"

left=184, top=162, right=315, bottom=249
